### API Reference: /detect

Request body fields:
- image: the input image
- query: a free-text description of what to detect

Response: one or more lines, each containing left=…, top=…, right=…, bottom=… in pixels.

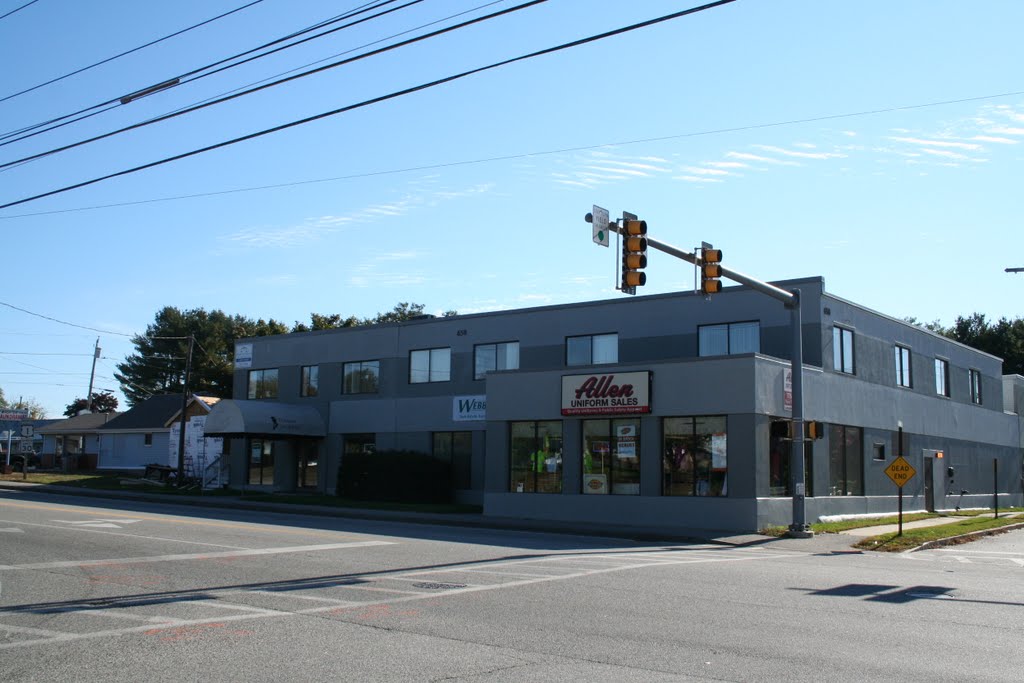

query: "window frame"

left=934, top=357, right=950, bottom=397
left=662, top=415, right=728, bottom=497
left=895, top=345, right=912, bottom=388
left=247, top=368, right=279, bottom=399
left=969, top=368, right=983, bottom=405
left=473, top=341, right=520, bottom=380
left=509, top=420, right=563, bottom=494
left=828, top=424, right=864, bottom=496
left=300, top=364, right=319, bottom=398
left=342, top=360, right=380, bottom=394
left=697, top=321, right=760, bottom=357
left=833, top=326, right=855, bottom=374
left=566, top=333, right=618, bottom=366
left=409, top=347, right=451, bottom=384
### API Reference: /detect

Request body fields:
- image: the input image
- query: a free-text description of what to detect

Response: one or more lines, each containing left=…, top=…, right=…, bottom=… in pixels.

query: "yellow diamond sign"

left=884, top=456, right=916, bottom=488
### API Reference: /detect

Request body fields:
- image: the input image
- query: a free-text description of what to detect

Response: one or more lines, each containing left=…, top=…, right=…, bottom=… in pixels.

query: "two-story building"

left=205, top=277, right=1024, bottom=533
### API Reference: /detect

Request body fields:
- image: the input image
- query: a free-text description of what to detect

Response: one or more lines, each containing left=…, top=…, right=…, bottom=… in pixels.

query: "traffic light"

left=787, top=420, right=825, bottom=440
left=701, top=247, right=723, bottom=294
left=620, top=219, right=648, bottom=294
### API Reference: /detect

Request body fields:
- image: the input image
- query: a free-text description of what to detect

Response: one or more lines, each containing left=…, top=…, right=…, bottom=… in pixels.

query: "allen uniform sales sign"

left=561, top=371, right=652, bottom=416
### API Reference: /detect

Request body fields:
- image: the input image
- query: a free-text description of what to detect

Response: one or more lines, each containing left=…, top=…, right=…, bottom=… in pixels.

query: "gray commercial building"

left=207, top=277, right=1024, bottom=533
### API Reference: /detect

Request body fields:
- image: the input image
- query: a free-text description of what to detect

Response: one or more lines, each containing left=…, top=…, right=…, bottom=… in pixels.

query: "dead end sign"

left=884, top=456, right=917, bottom=488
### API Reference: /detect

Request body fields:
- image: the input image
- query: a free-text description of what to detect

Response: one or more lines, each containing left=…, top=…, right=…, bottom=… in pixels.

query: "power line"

left=2, top=86, right=1019, bottom=221
left=0, top=0, right=411, bottom=147
left=0, top=0, right=39, bottom=22
left=0, top=0, right=737, bottom=210
left=0, top=0, right=484, bottom=166
left=0, top=0, right=265, bottom=104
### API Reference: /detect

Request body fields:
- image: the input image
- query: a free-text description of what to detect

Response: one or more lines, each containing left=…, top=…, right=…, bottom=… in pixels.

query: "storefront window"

left=509, top=421, right=562, bottom=493
left=829, top=424, right=863, bottom=496
left=297, top=440, right=318, bottom=489
left=344, top=434, right=376, bottom=455
left=663, top=416, right=727, bottom=496
left=248, top=439, right=274, bottom=485
left=434, top=431, right=473, bottom=489
left=582, top=418, right=640, bottom=495
left=769, top=420, right=813, bottom=497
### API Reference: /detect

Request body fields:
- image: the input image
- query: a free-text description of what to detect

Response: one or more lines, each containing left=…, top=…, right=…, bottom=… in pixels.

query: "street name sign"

left=884, top=456, right=916, bottom=488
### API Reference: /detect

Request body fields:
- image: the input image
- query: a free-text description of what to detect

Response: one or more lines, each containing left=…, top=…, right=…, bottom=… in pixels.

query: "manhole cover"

left=412, top=582, right=466, bottom=590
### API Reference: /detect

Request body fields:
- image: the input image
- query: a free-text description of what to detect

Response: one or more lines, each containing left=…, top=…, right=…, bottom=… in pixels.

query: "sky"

left=0, top=0, right=1022, bottom=418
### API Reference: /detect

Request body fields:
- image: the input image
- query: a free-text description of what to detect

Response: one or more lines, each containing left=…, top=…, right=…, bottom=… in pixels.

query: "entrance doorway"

left=296, top=441, right=319, bottom=490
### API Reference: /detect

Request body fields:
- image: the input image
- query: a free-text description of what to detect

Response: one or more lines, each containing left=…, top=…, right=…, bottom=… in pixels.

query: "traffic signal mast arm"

left=601, top=220, right=797, bottom=308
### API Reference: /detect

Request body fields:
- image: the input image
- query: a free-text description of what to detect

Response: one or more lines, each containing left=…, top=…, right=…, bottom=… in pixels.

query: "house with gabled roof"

left=37, top=412, right=122, bottom=470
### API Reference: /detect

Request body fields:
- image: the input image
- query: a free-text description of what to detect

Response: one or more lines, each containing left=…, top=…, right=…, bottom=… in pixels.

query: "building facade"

left=210, top=277, right=1024, bottom=533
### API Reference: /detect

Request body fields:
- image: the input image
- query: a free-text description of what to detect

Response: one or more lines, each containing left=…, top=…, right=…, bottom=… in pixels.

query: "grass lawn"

left=853, top=514, right=1024, bottom=552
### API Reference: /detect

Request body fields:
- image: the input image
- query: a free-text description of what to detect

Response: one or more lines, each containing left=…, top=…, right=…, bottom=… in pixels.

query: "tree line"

left=910, top=313, right=1024, bottom=375
left=113, top=303, right=453, bottom=407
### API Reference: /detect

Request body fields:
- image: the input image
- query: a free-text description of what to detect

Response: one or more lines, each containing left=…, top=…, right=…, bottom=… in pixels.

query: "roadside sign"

left=884, top=456, right=916, bottom=488
left=592, top=205, right=609, bottom=246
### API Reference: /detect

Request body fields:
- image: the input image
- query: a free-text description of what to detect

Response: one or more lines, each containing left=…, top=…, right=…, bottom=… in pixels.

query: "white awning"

left=204, top=399, right=326, bottom=438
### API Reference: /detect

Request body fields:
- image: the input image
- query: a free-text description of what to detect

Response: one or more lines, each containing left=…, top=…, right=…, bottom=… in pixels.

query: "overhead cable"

left=0, top=0, right=409, bottom=146
left=0, top=0, right=266, bottom=104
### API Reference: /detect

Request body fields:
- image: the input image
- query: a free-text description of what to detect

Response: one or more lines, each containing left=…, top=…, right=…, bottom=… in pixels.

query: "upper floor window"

left=301, top=365, right=319, bottom=397
left=247, top=368, right=279, bottom=399
left=934, top=358, right=950, bottom=397
left=474, top=341, right=519, bottom=380
left=833, top=326, right=855, bottom=374
left=343, top=360, right=379, bottom=394
left=698, top=321, right=760, bottom=357
left=566, top=333, right=617, bottom=366
left=410, top=348, right=451, bottom=383
left=144, top=433, right=153, bottom=446
left=895, top=346, right=912, bottom=388
left=970, top=369, right=983, bottom=405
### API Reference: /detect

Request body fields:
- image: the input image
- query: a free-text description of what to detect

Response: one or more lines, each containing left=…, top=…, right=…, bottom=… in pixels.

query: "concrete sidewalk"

left=1, top=479, right=1018, bottom=552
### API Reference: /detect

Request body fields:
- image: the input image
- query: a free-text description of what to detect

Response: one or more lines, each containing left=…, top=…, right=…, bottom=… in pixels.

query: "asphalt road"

left=1, top=488, right=1022, bottom=682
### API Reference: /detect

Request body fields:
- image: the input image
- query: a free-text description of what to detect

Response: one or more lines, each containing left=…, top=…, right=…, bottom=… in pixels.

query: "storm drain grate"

left=412, top=582, right=467, bottom=590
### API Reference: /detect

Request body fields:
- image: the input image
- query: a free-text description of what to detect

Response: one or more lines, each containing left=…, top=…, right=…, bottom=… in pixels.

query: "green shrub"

left=338, top=449, right=452, bottom=504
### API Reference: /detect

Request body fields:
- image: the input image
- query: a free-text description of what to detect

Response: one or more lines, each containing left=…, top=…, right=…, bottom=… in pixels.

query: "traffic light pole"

left=596, top=217, right=811, bottom=537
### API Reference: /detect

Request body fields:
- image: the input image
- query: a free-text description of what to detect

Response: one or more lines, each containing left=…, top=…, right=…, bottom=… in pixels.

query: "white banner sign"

left=234, top=342, right=253, bottom=369
left=561, top=372, right=651, bottom=416
left=453, top=395, right=486, bottom=422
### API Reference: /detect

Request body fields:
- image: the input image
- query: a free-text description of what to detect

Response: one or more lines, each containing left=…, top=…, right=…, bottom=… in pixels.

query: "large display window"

left=509, top=421, right=562, bottom=493
left=663, top=416, right=727, bottom=496
left=582, top=418, right=640, bottom=495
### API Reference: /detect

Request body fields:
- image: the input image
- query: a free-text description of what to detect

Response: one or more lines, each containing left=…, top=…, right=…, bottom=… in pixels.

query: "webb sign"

left=561, top=371, right=651, bottom=416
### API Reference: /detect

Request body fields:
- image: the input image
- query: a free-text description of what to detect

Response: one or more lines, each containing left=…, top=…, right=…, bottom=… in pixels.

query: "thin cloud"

left=705, top=161, right=748, bottom=169
left=753, top=144, right=846, bottom=160
left=674, top=175, right=723, bottom=183
left=725, top=151, right=799, bottom=166
left=680, top=166, right=733, bottom=176
left=889, top=136, right=982, bottom=151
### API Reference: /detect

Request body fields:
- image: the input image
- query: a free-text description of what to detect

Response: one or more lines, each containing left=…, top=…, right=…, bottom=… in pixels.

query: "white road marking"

left=0, top=540, right=394, bottom=571
left=0, top=528, right=23, bottom=533
left=1, top=519, right=253, bottom=550
left=52, top=519, right=143, bottom=529
left=934, top=549, right=1024, bottom=556
left=0, top=546, right=788, bottom=650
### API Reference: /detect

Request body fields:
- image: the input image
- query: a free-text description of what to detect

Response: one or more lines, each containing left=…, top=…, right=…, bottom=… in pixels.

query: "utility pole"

left=85, top=338, right=100, bottom=412
left=586, top=210, right=812, bottom=537
left=176, top=335, right=195, bottom=485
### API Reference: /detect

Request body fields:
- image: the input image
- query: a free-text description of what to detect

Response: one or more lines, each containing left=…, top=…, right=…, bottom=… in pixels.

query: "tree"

left=0, top=388, right=47, bottom=418
left=115, top=307, right=289, bottom=407
left=64, top=392, right=119, bottom=417
left=291, top=303, right=455, bottom=332
left=945, top=313, right=1024, bottom=375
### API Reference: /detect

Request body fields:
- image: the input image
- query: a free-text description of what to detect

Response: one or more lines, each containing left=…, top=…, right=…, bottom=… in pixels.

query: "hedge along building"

left=206, top=277, right=1024, bottom=533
